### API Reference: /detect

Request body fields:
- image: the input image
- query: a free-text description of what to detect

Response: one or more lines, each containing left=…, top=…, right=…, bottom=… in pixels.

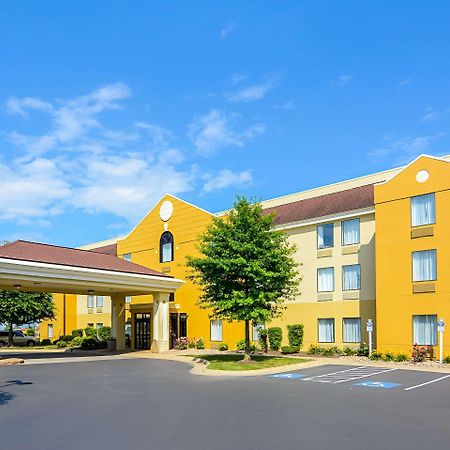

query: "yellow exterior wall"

left=271, top=213, right=376, bottom=348
left=117, top=195, right=245, bottom=349
left=375, top=156, right=450, bottom=355
left=40, top=293, right=77, bottom=340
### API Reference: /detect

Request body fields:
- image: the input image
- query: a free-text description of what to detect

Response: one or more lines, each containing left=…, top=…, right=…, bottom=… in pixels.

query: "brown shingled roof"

left=90, top=243, right=118, bottom=256
left=0, top=240, right=170, bottom=278
left=264, top=184, right=374, bottom=226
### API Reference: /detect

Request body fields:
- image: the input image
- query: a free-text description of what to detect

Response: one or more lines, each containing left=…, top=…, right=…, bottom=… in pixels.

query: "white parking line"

left=404, top=374, right=450, bottom=391
left=303, top=366, right=397, bottom=384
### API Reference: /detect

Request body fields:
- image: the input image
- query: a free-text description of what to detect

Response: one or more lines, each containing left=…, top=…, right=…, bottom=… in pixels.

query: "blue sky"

left=1, top=1, right=449, bottom=247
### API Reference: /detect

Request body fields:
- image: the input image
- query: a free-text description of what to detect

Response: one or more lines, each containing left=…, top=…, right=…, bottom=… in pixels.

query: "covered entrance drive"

left=0, top=240, right=183, bottom=352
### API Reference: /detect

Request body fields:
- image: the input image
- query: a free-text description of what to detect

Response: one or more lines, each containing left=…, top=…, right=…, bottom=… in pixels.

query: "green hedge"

left=84, top=327, right=96, bottom=338
left=258, top=329, right=268, bottom=352
left=97, top=326, right=111, bottom=342
left=268, top=327, right=282, bottom=351
left=71, top=329, right=83, bottom=337
left=287, top=324, right=304, bottom=349
left=280, top=345, right=299, bottom=354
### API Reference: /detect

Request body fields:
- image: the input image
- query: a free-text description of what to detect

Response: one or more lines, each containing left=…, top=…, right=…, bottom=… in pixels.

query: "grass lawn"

left=194, top=354, right=309, bottom=371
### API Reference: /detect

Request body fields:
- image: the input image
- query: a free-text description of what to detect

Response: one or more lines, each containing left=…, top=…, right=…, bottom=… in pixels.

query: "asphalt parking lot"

left=1, top=359, right=449, bottom=450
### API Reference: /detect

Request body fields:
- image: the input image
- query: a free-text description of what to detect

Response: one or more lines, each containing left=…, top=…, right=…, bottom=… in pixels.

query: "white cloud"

left=202, top=169, right=252, bottom=193
left=226, top=80, right=276, bottom=103
left=398, top=76, right=413, bottom=86
left=367, top=133, right=445, bottom=164
left=331, top=74, right=352, bottom=86
left=275, top=101, right=296, bottom=111
left=220, top=23, right=236, bottom=39
left=5, top=96, right=53, bottom=117
left=420, top=106, right=449, bottom=123
left=188, top=109, right=265, bottom=155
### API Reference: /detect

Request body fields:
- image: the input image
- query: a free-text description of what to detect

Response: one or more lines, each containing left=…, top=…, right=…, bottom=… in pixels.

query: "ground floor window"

left=96, top=322, right=103, bottom=330
left=47, top=324, right=54, bottom=338
left=252, top=323, right=264, bottom=341
left=210, top=320, right=223, bottom=341
left=179, top=313, right=187, bottom=338
left=343, top=318, right=361, bottom=343
left=318, top=318, right=334, bottom=343
left=87, top=323, right=94, bottom=328
left=413, top=314, right=437, bottom=346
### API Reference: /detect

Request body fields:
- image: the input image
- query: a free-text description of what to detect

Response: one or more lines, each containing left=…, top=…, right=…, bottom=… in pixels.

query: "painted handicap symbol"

left=354, top=381, right=401, bottom=389
left=269, top=373, right=305, bottom=379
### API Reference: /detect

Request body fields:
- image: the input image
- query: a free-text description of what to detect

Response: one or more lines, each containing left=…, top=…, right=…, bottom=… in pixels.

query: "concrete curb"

left=0, top=358, right=25, bottom=365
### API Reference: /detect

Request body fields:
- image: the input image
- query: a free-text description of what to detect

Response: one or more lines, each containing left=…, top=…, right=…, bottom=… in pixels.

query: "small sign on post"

left=438, top=318, right=445, bottom=364
left=366, top=319, right=373, bottom=355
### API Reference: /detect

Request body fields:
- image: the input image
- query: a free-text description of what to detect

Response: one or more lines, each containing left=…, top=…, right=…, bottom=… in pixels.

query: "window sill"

left=342, top=245, right=359, bottom=255
left=317, top=293, right=333, bottom=301
left=411, top=226, right=434, bottom=239
left=342, top=291, right=360, bottom=300
left=96, top=308, right=103, bottom=313
left=317, top=249, right=333, bottom=258
left=87, top=308, right=94, bottom=314
left=412, top=283, right=436, bottom=293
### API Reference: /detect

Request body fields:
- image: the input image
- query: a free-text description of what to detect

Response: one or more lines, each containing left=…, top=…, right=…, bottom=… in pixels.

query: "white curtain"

left=317, top=223, right=334, bottom=249
left=210, top=320, right=223, bottom=341
left=318, top=267, right=334, bottom=292
left=343, top=318, right=361, bottom=343
left=412, top=250, right=436, bottom=281
left=96, top=296, right=104, bottom=308
left=162, top=243, right=172, bottom=262
left=343, top=265, right=361, bottom=290
left=87, top=294, right=94, bottom=308
left=413, top=315, right=437, bottom=345
left=252, top=323, right=263, bottom=341
left=411, top=193, right=435, bottom=227
left=342, top=219, right=360, bottom=245
left=318, top=319, right=334, bottom=343
left=47, top=324, right=54, bottom=338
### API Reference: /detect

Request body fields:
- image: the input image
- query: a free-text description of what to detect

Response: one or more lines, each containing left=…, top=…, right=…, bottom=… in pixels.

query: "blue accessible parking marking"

left=269, top=373, right=306, bottom=379
left=354, top=381, right=401, bottom=389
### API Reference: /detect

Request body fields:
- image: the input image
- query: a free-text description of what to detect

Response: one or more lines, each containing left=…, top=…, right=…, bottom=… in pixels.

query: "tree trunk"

left=244, top=320, right=251, bottom=361
left=8, top=323, right=14, bottom=347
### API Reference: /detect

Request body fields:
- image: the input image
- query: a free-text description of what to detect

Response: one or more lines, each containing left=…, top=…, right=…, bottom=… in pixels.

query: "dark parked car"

left=0, top=330, right=37, bottom=347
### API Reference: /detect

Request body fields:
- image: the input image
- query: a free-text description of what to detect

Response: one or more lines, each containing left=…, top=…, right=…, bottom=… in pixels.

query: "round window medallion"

left=416, top=170, right=429, bottom=183
left=159, top=200, right=174, bottom=222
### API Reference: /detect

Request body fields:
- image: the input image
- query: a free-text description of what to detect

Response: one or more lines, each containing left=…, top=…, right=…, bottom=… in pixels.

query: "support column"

left=111, top=294, right=126, bottom=351
left=151, top=292, right=171, bottom=353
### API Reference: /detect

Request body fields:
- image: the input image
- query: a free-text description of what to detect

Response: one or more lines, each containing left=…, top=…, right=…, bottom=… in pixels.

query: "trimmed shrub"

left=218, top=343, right=228, bottom=351
left=187, top=339, right=196, bottom=349
left=382, top=351, right=395, bottom=362
left=443, top=355, right=450, bottom=364
left=369, top=351, right=383, bottom=360
left=56, top=340, right=68, bottom=348
left=307, top=344, right=324, bottom=355
left=59, top=334, right=74, bottom=342
left=84, top=327, right=96, bottom=338
left=236, top=339, right=246, bottom=351
left=356, top=342, right=369, bottom=357
left=41, top=338, right=52, bottom=346
left=71, top=329, right=83, bottom=337
left=395, top=353, right=408, bottom=362
left=26, top=328, right=36, bottom=336
left=343, top=346, right=357, bottom=356
left=196, top=338, right=205, bottom=350
left=280, top=345, right=299, bottom=354
left=80, top=337, right=97, bottom=350
left=287, top=324, right=304, bottom=349
left=259, top=329, right=268, bottom=353
left=267, top=327, right=282, bottom=351
left=71, top=336, right=82, bottom=347
left=97, top=326, right=111, bottom=342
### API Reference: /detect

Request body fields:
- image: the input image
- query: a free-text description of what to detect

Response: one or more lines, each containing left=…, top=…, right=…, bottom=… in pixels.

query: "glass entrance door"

left=169, top=312, right=179, bottom=349
left=135, top=313, right=151, bottom=350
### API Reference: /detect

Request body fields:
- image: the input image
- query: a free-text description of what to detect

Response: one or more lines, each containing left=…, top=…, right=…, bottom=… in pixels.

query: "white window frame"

left=341, top=218, right=360, bottom=246
left=318, top=318, right=335, bottom=343
left=343, top=318, right=361, bottom=343
left=411, top=193, right=436, bottom=227
left=412, top=249, right=437, bottom=282
left=210, top=320, right=223, bottom=342
left=413, top=315, right=437, bottom=346
left=342, top=264, right=361, bottom=291
left=317, top=267, right=334, bottom=292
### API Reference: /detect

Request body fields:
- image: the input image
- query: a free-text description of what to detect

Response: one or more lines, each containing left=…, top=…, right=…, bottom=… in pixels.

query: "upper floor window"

left=412, top=249, right=437, bottom=282
left=123, top=253, right=132, bottom=261
left=87, top=294, right=94, bottom=309
left=342, top=219, right=360, bottom=245
left=160, top=232, right=174, bottom=263
left=342, top=264, right=361, bottom=290
left=411, top=193, right=435, bottom=227
left=318, top=267, right=334, bottom=292
left=317, top=223, right=334, bottom=249
left=96, top=296, right=104, bottom=308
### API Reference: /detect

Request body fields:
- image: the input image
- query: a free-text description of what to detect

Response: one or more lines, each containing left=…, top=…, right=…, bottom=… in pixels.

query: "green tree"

left=187, top=196, right=300, bottom=359
left=0, top=290, right=55, bottom=346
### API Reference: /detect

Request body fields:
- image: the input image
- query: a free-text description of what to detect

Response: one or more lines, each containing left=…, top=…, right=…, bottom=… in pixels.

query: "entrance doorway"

left=135, top=313, right=151, bottom=350
left=170, top=313, right=178, bottom=349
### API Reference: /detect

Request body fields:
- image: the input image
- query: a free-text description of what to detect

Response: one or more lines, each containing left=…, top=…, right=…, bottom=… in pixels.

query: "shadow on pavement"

left=0, top=349, right=131, bottom=361
left=0, top=380, right=33, bottom=406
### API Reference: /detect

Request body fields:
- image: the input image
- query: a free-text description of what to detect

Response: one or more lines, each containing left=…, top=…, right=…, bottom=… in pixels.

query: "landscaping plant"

left=258, top=328, right=268, bottom=353
left=268, top=327, right=282, bottom=351
left=218, top=343, right=228, bottom=351
left=280, top=345, right=299, bottom=354
left=287, top=324, right=304, bottom=349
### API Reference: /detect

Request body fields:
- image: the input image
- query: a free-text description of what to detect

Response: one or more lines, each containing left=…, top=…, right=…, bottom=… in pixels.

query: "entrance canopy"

left=0, top=240, right=183, bottom=296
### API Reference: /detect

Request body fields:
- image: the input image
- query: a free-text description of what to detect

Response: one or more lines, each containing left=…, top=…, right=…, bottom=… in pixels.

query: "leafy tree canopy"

left=186, top=196, right=300, bottom=356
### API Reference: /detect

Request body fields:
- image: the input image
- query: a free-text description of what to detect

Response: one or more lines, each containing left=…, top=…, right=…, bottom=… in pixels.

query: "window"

left=160, top=231, right=174, bottom=263
left=342, top=264, right=361, bottom=290
left=47, top=324, right=54, bottom=339
left=318, top=267, right=334, bottom=292
left=342, top=219, right=360, bottom=245
left=411, top=193, right=435, bottom=227
left=179, top=313, right=187, bottom=338
left=318, top=319, right=334, bottom=343
left=413, top=315, right=437, bottom=346
left=87, top=323, right=94, bottom=328
left=123, top=253, right=132, bottom=261
left=96, top=296, right=104, bottom=308
left=412, top=250, right=437, bottom=282
left=87, top=294, right=94, bottom=308
left=125, top=296, right=132, bottom=303
left=252, top=323, right=264, bottom=341
left=169, top=293, right=175, bottom=302
left=317, top=223, right=334, bottom=249
left=343, top=318, right=361, bottom=343
left=210, top=320, right=223, bottom=341
left=96, top=323, right=103, bottom=330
